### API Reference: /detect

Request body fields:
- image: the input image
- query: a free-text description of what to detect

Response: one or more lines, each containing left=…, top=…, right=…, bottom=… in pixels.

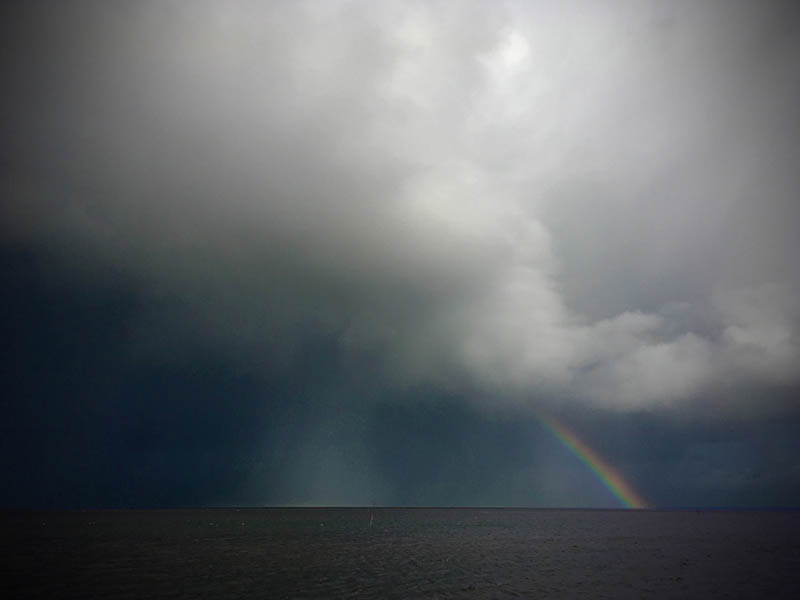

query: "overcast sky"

left=2, top=0, right=799, bottom=508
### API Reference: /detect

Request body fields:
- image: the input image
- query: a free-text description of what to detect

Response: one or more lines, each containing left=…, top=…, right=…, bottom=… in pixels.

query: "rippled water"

left=4, top=508, right=800, bottom=598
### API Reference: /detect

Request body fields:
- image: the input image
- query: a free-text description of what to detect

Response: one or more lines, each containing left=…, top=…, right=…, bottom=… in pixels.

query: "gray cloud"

left=3, top=0, right=799, bottom=415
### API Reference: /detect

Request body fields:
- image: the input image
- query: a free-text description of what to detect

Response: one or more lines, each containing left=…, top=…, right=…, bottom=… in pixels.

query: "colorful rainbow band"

left=539, top=412, right=649, bottom=509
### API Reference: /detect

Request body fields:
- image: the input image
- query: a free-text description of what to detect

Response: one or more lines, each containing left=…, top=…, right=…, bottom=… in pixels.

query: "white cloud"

left=4, top=0, right=798, bottom=413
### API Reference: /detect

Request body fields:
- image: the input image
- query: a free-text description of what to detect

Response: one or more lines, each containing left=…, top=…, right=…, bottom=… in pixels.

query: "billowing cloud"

left=2, top=0, right=799, bottom=416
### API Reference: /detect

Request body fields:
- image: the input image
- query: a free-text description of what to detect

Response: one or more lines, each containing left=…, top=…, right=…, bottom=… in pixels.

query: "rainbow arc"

left=539, top=412, right=649, bottom=509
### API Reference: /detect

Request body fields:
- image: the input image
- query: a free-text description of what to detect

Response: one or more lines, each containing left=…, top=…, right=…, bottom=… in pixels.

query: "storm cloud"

left=2, top=1, right=799, bottom=507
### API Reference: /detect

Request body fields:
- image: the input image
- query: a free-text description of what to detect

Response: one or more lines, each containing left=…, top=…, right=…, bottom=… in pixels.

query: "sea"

left=3, top=508, right=800, bottom=598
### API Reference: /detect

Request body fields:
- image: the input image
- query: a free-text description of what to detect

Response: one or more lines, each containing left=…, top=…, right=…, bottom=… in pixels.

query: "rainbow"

left=539, top=412, right=649, bottom=509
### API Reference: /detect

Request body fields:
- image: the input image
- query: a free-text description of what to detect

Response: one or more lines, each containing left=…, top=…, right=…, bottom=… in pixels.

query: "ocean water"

left=3, top=508, right=800, bottom=598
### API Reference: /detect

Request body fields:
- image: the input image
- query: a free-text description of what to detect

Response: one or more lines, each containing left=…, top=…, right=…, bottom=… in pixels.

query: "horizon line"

left=4, top=505, right=799, bottom=511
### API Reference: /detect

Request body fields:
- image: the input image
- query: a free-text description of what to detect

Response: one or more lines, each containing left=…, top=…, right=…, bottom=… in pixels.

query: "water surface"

left=4, top=508, right=799, bottom=598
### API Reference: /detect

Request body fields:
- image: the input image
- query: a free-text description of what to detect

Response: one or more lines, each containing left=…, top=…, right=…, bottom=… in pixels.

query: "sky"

left=2, top=0, right=799, bottom=508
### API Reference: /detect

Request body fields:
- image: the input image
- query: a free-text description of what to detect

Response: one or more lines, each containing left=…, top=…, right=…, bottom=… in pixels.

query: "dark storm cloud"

left=2, top=1, right=800, bottom=507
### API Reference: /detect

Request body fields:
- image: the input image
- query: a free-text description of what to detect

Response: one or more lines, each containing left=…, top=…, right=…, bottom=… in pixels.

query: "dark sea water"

left=3, top=508, right=800, bottom=598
